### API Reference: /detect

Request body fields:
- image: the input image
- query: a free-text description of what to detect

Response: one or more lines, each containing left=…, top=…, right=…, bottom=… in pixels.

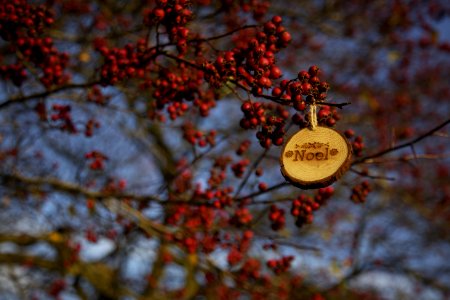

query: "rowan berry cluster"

left=16, top=37, right=70, bottom=87
left=291, top=112, right=308, bottom=128
left=318, top=105, right=340, bottom=127
left=240, top=101, right=289, bottom=148
left=143, top=0, right=193, bottom=54
left=230, top=207, right=253, bottom=226
left=84, top=119, right=100, bottom=137
left=204, top=16, right=290, bottom=91
left=0, top=1, right=54, bottom=41
left=225, top=231, right=252, bottom=265
left=236, top=139, right=252, bottom=155
left=207, top=158, right=230, bottom=187
left=266, top=255, right=294, bottom=274
left=85, top=227, right=98, bottom=243
left=149, top=67, right=206, bottom=119
left=48, top=279, right=66, bottom=298
left=227, top=246, right=244, bottom=266
left=236, top=258, right=263, bottom=282
left=97, top=43, right=145, bottom=85
left=182, top=123, right=216, bottom=147
left=344, top=129, right=365, bottom=156
left=271, top=66, right=330, bottom=105
left=291, top=187, right=334, bottom=227
left=63, top=241, right=81, bottom=269
left=192, top=183, right=234, bottom=208
left=256, top=109, right=289, bottom=148
left=268, top=204, right=286, bottom=231
left=0, top=63, right=26, bottom=86
left=231, top=158, right=250, bottom=178
left=212, top=188, right=233, bottom=208
left=85, top=150, right=108, bottom=170
left=350, top=181, right=371, bottom=203
left=50, top=104, right=76, bottom=133
left=87, top=86, right=110, bottom=106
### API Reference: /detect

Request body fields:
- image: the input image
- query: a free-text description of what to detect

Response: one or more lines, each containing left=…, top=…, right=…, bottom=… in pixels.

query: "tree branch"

left=0, top=82, right=99, bottom=111
left=236, top=181, right=290, bottom=201
left=353, top=118, right=450, bottom=165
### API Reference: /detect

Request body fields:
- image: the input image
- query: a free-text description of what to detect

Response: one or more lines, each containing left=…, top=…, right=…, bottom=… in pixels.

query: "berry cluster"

left=271, top=66, right=330, bottom=105
left=268, top=205, right=285, bottom=231
left=207, top=160, right=230, bottom=187
left=48, top=279, right=66, bottom=298
left=291, top=112, right=308, bottom=128
left=97, top=43, right=145, bottom=85
left=344, top=129, right=365, bottom=156
left=317, top=105, right=340, bottom=127
left=203, top=16, right=290, bottom=91
left=85, top=119, right=100, bottom=137
left=143, top=0, right=193, bottom=54
left=291, top=187, right=334, bottom=227
left=87, top=86, right=110, bottom=106
left=212, top=187, right=234, bottom=208
left=255, top=109, right=288, bottom=148
left=149, top=67, right=209, bottom=119
left=226, top=231, right=254, bottom=266
left=240, top=101, right=267, bottom=129
left=0, top=1, right=54, bottom=41
left=193, top=181, right=234, bottom=208
left=85, top=227, right=98, bottom=243
left=240, top=101, right=289, bottom=148
left=15, top=37, right=70, bottom=87
left=227, top=246, right=244, bottom=266
left=85, top=150, right=108, bottom=170
left=236, top=258, right=263, bottom=282
left=63, top=241, right=81, bottom=269
left=50, top=104, right=76, bottom=133
left=231, top=158, right=250, bottom=178
left=266, top=255, right=294, bottom=274
left=0, top=63, right=26, bottom=86
left=262, top=243, right=278, bottom=251
left=236, top=139, right=252, bottom=155
left=350, top=181, right=371, bottom=203
left=182, top=122, right=216, bottom=147
left=230, top=207, right=253, bottom=226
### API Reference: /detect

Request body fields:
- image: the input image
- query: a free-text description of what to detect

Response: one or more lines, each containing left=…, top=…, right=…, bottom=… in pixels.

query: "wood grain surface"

left=280, top=126, right=352, bottom=189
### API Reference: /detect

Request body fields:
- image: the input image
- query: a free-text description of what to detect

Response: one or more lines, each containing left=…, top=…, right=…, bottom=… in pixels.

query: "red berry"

left=269, top=66, right=282, bottom=79
left=301, top=83, right=312, bottom=95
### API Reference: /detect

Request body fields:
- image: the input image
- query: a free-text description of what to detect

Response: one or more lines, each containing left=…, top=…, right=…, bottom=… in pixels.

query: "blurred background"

left=0, top=0, right=449, bottom=299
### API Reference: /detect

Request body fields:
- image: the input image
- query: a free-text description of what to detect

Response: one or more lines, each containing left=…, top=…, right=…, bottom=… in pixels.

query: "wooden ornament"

left=280, top=126, right=352, bottom=189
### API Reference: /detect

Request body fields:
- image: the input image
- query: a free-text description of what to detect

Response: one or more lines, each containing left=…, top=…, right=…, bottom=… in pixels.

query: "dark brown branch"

left=349, top=168, right=396, bottom=181
left=233, top=80, right=351, bottom=108
left=0, top=253, right=59, bottom=270
left=148, top=25, right=259, bottom=50
left=1, top=173, right=160, bottom=203
left=189, top=25, right=258, bottom=43
left=236, top=181, right=290, bottom=201
left=234, top=148, right=269, bottom=199
left=0, top=82, right=99, bottom=110
left=0, top=172, right=213, bottom=207
left=353, top=118, right=450, bottom=165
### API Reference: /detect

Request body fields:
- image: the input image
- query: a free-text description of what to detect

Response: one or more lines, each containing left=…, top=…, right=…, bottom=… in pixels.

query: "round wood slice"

left=280, top=126, right=352, bottom=189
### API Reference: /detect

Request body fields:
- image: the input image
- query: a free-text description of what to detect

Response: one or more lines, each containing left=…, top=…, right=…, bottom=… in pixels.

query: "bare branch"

left=0, top=82, right=99, bottom=111
left=353, top=118, right=450, bottom=165
left=236, top=181, right=290, bottom=201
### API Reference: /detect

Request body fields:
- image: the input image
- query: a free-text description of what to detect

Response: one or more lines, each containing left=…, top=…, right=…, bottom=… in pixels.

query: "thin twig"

left=234, top=148, right=269, bottom=199
left=349, top=168, right=396, bottom=181
left=236, top=181, right=290, bottom=201
left=352, top=118, right=450, bottom=165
